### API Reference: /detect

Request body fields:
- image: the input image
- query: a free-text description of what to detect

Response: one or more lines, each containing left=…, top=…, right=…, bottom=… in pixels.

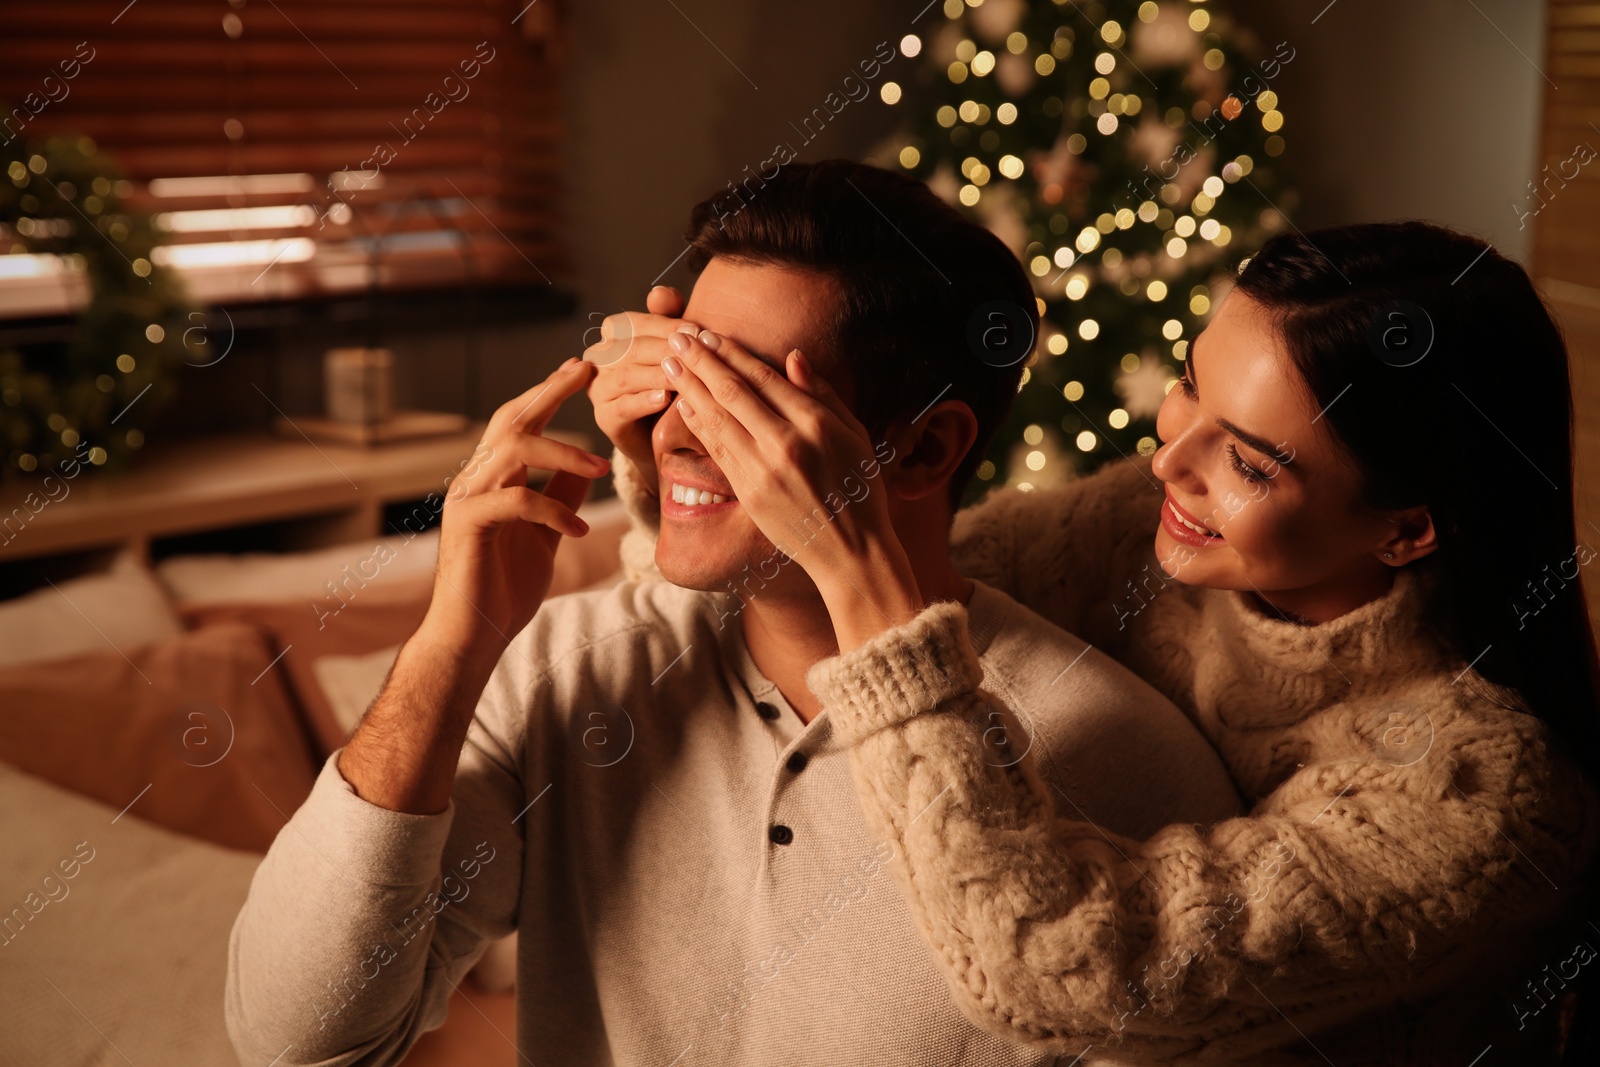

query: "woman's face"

left=1150, top=290, right=1417, bottom=621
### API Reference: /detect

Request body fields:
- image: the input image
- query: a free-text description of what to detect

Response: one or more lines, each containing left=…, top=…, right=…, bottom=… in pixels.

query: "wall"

left=163, top=0, right=1550, bottom=447
left=1228, top=0, right=1547, bottom=262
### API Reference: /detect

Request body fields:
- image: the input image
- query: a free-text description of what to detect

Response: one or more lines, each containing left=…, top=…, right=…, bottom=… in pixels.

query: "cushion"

left=0, top=552, right=184, bottom=670
left=313, top=644, right=405, bottom=736
left=156, top=528, right=442, bottom=606
left=0, top=622, right=318, bottom=853
left=182, top=577, right=434, bottom=758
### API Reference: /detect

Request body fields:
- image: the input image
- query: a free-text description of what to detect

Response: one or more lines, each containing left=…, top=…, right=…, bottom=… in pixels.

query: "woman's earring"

left=1382, top=551, right=1395, bottom=560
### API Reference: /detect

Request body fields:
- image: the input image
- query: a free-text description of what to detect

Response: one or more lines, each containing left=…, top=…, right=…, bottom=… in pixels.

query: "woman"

left=598, top=222, right=1600, bottom=1064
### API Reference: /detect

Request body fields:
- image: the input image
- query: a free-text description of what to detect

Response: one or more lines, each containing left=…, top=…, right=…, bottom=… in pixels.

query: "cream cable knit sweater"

left=609, top=450, right=1600, bottom=1063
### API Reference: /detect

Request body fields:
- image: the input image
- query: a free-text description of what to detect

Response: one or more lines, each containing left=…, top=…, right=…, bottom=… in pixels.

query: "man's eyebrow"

left=1190, top=332, right=1295, bottom=468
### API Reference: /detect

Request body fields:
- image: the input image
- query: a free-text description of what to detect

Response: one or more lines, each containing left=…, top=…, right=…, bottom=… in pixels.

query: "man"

left=225, top=159, right=1241, bottom=1066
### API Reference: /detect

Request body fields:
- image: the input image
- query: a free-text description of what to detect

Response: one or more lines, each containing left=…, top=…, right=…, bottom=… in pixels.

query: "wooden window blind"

left=0, top=0, right=568, bottom=316
left=1531, top=0, right=1600, bottom=626
left=1533, top=0, right=1599, bottom=288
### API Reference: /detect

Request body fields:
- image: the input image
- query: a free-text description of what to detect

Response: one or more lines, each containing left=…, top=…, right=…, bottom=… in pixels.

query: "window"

left=0, top=0, right=568, bottom=316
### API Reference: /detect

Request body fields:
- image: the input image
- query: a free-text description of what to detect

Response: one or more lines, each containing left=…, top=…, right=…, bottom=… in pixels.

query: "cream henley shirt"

left=225, top=576, right=1243, bottom=1066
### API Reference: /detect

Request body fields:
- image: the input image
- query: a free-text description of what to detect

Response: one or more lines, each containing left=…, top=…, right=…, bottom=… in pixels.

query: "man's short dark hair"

left=683, top=158, right=1038, bottom=505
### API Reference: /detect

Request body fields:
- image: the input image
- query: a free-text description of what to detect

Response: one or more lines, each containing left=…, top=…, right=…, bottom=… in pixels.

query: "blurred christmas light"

left=877, top=0, right=1293, bottom=491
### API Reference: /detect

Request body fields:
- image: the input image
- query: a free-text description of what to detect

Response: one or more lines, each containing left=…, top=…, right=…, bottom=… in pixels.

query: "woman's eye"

left=1226, top=444, right=1265, bottom=483
left=1177, top=372, right=1197, bottom=398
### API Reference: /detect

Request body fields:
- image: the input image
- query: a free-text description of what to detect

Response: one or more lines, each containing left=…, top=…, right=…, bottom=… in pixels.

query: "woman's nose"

left=1151, top=393, right=1200, bottom=489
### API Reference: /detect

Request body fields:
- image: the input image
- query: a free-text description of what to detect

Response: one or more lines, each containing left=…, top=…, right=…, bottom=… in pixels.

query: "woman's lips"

left=1160, top=488, right=1225, bottom=547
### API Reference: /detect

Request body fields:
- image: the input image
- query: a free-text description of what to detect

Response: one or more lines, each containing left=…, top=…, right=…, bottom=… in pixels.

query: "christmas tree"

left=869, top=0, right=1297, bottom=498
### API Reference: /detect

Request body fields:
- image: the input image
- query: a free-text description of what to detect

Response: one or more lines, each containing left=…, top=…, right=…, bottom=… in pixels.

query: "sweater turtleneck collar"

left=1199, top=562, right=1458, bottom=731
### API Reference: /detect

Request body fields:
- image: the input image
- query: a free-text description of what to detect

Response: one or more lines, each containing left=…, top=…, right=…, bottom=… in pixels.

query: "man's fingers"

left=496, top=358, right=595, bottom=434
left=502, top=434, right=611, bottom=481
left=454, top=485, right=590, bottom=539
left=542, top=469, right=593, bottom=522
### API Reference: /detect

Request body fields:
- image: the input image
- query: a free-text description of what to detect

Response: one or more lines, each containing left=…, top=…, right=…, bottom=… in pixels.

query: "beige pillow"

left=0, top=553, right=183, bottom=670
left=156, top=529, right=441, bottom=606
left=312, top=643, right=402, bottom=735
left=153, top=496, right=630, bottom=608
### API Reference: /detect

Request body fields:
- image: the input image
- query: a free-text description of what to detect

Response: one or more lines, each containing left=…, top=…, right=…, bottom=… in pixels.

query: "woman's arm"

left=809, top=600, right=1600, bottom=1060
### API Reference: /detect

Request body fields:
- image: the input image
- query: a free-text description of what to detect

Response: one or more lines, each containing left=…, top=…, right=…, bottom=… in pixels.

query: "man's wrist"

left=412, top=610, right=510, bottom=692
left=336, top=616, right=505, bottom=814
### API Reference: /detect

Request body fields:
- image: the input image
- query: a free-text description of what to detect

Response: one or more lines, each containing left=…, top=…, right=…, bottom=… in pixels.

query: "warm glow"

left=152, top=237, right=316, bottom=269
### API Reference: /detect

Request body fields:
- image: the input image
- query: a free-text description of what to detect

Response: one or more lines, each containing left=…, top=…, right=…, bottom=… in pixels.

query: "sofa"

left=0, top=496, right=632, bottom=1066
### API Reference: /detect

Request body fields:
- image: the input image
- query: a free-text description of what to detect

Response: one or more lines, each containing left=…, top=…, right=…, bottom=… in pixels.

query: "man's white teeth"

left=670, top=482, right=729, bottom=506
left=1169, top=501, right=1220, bottom=537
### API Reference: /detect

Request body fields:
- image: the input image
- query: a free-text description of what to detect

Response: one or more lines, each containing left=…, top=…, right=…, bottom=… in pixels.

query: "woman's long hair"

left=1233, top=221, right=1600, bottom=788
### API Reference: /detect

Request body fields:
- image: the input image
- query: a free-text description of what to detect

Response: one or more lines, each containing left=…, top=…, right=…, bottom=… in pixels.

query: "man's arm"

left=339, top=359, right=606, bottom=816
left=224, top=662, right=531, bottom=1064
left=225, top=360, right=609, bottom=1065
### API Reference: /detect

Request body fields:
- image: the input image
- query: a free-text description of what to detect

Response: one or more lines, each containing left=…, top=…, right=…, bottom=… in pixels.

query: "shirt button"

left=785, top=751, right=808, bottom=773
left=769, top=824, right=794, bottom=846
left=755, top=701, right=781, bottom=721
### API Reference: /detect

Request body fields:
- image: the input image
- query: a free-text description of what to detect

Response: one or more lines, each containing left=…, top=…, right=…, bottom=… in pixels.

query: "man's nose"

left=653, top=397, right=706, bottom=456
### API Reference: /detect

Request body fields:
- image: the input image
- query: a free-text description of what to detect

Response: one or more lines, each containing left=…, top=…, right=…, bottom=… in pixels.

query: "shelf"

left=0, top=423, right=591, bottom=567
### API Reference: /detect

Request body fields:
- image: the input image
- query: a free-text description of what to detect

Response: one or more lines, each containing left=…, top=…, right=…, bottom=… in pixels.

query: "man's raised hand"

left=422, top=357, right=611, bottom=670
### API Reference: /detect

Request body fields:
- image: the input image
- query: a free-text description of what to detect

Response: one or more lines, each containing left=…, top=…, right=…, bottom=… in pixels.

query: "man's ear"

left=884, top=401, right=979, bottom=502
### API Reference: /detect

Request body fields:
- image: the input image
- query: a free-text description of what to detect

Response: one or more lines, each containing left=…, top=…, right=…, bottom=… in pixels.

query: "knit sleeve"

left=609, top=446, right=662, bottom=582
left=951, top=456, right=1166, bottom=641
left=812, top=601, right=1600, bottom=1062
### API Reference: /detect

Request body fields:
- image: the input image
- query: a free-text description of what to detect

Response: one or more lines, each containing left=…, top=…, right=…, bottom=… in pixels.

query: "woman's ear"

left=1376, top=505, right=1438, bottom=566
left=885, top=401, right=979, bottom=503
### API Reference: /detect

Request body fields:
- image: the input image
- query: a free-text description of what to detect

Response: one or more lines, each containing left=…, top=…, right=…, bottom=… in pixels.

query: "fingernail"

left=698, top=330, right=720, bottom=351
left=662, top=356, right=683, bottom=379
left=676, top=397, right=694, bottom=418
left=667, top=332, right=690, bottom=355
left=674, top=322, right=698, bottom=335
left=650, top=389, right=668, bottom=404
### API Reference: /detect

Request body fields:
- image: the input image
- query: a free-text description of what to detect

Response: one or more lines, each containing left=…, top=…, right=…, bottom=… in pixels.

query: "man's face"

left=651, top=256, right=844, bottom=593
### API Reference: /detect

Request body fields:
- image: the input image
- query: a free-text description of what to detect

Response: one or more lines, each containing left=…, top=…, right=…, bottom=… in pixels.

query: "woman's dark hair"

left=1234, top=221, right=1600, bottom=785
left=682, top=158, right=1039, bottom=506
